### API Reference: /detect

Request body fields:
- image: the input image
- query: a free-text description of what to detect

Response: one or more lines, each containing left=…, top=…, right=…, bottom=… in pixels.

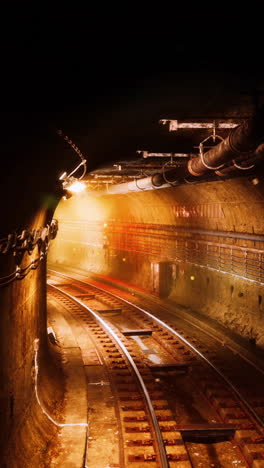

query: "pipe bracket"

left=232, top=159, right=255, bottom=170
left=200, top=149, right=225, bottom=171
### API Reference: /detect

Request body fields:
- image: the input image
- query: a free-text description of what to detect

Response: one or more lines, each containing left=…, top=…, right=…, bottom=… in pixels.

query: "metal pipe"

left=95, top=115, right=264, bottom=195
left=106, top=173, right=167, bottom=194
left=188, top=113, right=264, bottom=177
left=215, top=143, right=264, bottom=176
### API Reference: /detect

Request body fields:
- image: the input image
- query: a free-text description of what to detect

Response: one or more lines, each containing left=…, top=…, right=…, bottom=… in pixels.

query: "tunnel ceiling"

left=1, top=69, right=264, bottom=234
left=55, top=72, right=264, bottom=176
left=47, top=73, right=264, bottom=197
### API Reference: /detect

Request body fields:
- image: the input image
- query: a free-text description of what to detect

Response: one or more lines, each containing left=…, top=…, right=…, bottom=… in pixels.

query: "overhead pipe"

left=187, top=112, right=264, bottom=177
left=106, top=172, right=168, bottom=194
left=98, top=113, right=264, bottom=195
left=215, top=143, right=264, bottom=176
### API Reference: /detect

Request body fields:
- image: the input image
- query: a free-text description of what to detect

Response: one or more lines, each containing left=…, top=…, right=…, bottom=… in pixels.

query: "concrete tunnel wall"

left=1, top=76, right=263, bottom=465
left=49, top=176, right=264, bottom=348
left=0, top=207, right=64, bottom=467
left=0, top=113, right=74, bottom=466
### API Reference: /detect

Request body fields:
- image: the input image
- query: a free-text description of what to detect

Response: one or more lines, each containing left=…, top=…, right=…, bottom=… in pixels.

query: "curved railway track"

left=47, top=269, right=264, bottom=467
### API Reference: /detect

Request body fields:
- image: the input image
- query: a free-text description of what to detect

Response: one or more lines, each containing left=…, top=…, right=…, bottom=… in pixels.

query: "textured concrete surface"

left=49, top=176, right=264, bottom=347
left=0, top=208, right=63, bottom=467
left=48, top=299, right=88, bottom=468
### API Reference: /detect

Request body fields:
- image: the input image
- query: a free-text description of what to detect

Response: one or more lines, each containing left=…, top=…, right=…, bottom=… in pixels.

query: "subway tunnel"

left=1, top=72, right=264, bottom=467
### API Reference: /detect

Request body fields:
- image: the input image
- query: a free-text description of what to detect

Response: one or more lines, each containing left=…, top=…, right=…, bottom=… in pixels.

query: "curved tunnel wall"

left=0, top=208, right=64, bottom=467
left=49, top=176, right=264, bottom=347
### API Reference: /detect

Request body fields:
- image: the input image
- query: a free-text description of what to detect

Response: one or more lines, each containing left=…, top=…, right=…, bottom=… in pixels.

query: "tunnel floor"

left=43, top=267, right=264, bottom=467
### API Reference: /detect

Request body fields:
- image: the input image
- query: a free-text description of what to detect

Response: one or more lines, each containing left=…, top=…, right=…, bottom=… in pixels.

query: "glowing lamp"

left=66, top=180, right=86, bottom=193
left=57, top=129, right=87, bottom=197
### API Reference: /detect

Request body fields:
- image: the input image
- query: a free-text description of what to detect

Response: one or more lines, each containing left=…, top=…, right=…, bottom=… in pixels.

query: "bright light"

left=67, top=181, right=86, bottom=193
left=190, top=275, right=195, bottom=281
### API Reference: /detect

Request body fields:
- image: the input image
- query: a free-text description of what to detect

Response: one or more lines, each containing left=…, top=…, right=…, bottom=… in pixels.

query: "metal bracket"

left=159, top=119, right=238, bottom=132
left=137, top=151, right=189, bottom=158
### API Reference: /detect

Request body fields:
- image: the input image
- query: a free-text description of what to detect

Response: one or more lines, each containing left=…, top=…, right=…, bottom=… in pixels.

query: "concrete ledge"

left=48, top=300, right=88, bottom=468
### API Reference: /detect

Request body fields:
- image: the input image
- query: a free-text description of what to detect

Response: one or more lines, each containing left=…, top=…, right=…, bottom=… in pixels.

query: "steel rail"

left=48, top=281, right=169, bottom=468
left=49, top=269, right=264, bottom=430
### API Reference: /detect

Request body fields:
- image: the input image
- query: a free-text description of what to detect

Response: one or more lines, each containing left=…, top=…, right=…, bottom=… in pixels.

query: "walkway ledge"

left=48, top=299, right=88, bottom=468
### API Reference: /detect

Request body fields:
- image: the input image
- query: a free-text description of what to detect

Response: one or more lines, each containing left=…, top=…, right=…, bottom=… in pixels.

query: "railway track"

left=47, top=269, right=264, bottom=467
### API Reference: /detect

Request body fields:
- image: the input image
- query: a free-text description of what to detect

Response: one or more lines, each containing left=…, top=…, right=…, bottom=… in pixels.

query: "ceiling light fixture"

left=57, top=129, right=87, bottom=197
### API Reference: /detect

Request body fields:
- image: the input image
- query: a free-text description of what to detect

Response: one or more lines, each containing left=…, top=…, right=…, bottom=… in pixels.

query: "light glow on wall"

left=67, top=180, right=86, bottom=193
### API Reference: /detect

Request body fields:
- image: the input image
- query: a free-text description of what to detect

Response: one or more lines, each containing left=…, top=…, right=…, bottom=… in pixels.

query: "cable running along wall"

left=0, top=219, right=58, bottom=287
left=57, top=220, right=264, bottom=285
